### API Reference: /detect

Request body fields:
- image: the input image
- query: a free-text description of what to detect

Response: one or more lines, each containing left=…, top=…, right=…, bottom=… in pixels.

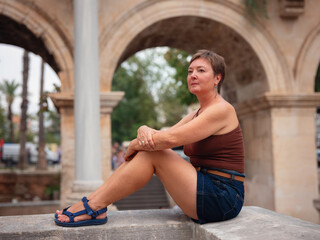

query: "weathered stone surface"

left=0, top=209, right=192, bottom=240
left=196, top=206, right=320, bottom=240
left=0, top=207, right=319, bottom=240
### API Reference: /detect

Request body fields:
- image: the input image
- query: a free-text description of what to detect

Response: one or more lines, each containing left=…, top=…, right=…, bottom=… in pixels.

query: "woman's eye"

left=188, top=70, right=193, bottom=74
left=199, top=69, right=205, bottom=72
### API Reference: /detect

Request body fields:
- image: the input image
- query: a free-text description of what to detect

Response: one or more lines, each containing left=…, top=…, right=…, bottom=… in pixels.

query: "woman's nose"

left=190, top=71, right=197, bottom=78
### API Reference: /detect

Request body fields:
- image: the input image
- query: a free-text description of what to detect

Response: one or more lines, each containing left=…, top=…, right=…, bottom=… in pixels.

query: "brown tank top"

left=183, top=111, right=245, bottom=173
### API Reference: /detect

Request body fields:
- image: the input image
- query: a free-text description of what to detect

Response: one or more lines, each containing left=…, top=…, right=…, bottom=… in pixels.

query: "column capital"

left=100, top=91, right=125, bottom=115
left=49, top=91, right=124, bottom=114
left=235, top=92, right=320, bottom=117
left=48, top=92, right=74, bottom=111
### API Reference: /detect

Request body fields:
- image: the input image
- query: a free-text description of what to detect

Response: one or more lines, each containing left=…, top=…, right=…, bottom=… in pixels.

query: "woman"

left=55, top=49, right=245, bottom=227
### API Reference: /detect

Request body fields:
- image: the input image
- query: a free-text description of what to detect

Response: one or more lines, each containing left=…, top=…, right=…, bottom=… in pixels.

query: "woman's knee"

left=134, top=149, right=174, bottom=165
left=136, top=149, right=171, bottom=158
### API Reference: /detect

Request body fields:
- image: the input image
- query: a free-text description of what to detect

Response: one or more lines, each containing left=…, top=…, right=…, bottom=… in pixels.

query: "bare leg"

left=57, top=149, right=198, bottom=223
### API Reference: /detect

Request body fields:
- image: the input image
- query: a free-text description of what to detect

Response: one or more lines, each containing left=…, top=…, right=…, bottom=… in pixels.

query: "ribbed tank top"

left=183, top=111, right=245, bottom=173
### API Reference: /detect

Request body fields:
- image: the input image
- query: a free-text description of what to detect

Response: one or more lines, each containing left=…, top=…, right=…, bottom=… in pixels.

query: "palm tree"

left=0, top=79, right=19, bottom=143
left=37, top=59, right=47, bottom=170
left=18, top=50, right=29, bottom=170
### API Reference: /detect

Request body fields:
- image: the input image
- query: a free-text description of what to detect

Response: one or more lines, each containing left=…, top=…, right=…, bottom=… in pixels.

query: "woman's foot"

left=56, top=198, right=107, bottom=223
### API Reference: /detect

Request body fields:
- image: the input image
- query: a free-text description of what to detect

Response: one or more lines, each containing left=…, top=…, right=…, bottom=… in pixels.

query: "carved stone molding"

left=48, top=92, right=74, bottom=110
left=49, top=91, right=124, bottom=114
left=100, top=91, right=125, bottom=114
left=279, top=0, right=305, bottom=18
left=235, top=92, right=320, bottom=117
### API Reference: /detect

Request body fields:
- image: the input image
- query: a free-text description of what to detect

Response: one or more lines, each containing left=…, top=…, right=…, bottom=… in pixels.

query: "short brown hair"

left=190, top=50, right=226, bottom=93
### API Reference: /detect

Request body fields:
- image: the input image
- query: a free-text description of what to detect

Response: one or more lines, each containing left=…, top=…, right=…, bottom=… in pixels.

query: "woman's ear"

left=215, top=74, right=222, bottom=84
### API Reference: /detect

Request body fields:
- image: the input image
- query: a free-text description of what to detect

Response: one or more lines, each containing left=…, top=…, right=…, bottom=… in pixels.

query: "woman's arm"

left=124, top=139, right=140, bottom=161
left=136, top=110, right=197, bottom=149
left=151, top=103, right=237, bottom=150
left=127, top=102, right=237, bottom=159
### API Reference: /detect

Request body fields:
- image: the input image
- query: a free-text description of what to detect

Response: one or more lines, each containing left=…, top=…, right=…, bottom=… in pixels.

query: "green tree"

left=37, top=59, right=47, bottom=170
left=157, top=81, right=187, bottom=127
left=0, top=79, right=19, bottom=142
left=45, top=110, right=61, bottom=144
left=0, top=102, right=9, bottom=141
left=164, top=49, right=196, bottom=105
left=111, top=55, right=158, bottom=143
left=18, top=50, right=29, bottom=170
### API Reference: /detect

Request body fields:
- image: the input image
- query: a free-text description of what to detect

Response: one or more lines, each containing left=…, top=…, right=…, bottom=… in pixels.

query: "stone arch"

left=100, top=0, right=293, bottom=99
left=295, top=22, right=320, bottom=93
left=0, top=0, right=73, bottom=90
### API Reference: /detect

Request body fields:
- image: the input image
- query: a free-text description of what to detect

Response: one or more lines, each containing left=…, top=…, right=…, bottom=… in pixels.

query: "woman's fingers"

left=137, top=125, right=156, bottom=149
left=147, top=133, right=155, bottom=148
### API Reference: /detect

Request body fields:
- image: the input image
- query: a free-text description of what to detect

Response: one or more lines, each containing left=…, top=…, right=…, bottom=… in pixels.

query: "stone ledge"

left=0, top=207, right=319, bottom=240
left=197, top=206, right=320, bottom=240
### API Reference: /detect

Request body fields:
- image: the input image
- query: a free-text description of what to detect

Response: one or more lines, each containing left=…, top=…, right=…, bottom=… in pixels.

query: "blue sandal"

left=54, top=197, right=108, bottom=227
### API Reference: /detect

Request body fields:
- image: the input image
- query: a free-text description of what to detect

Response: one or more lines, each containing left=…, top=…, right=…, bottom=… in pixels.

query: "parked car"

left=1, top=142, right=59, bottom=166
left=317, top=149, right=320, bottom=167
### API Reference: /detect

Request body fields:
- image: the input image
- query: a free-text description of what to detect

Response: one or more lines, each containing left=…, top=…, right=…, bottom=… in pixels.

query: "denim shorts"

left=192, top=169, right=245, bottom=224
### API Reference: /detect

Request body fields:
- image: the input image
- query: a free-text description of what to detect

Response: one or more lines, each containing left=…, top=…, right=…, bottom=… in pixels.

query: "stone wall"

left=0, top=170, right=60, bottom=202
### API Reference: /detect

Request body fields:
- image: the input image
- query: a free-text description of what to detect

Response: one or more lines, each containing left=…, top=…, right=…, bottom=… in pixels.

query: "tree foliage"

left=18, top=50, right=30, bottom=169
left=37, top=59, right=47, bottom=170
left=157, top=81, right=187, bottom=126
left=0, top=79, right=20, bottom=142
left=45, top=110, right=61, bottom=144
left=111, top=48, right=196, bottom=143
left=111, top=54, right=159, bottom=143
left=0, top=102, right=10, bottom=141
left=164, top=49, right=196, bottom=105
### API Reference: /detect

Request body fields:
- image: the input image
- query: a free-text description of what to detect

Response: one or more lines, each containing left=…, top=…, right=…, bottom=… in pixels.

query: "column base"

left=66, top=180, right=104, bottom=205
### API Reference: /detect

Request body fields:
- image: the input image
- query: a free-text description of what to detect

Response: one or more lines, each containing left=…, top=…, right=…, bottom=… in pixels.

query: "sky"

left=0, top=44, right=60, bottom=116
left=0, top=45, right=173, bottom=115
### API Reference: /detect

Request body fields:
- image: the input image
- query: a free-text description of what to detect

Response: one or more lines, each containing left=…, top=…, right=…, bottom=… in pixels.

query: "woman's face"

left=187, top=58, right=219, bottom=96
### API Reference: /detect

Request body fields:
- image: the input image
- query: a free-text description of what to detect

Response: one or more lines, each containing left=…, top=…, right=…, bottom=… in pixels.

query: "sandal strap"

left=62, top=209, right=75, bottom=223
left=82, top=197, right=108, bottom=219
left=60, top=197, right=108, bottom=222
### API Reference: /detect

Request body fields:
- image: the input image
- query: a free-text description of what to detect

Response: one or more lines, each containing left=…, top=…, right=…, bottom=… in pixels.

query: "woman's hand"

left=137, top=125, right=158, bottom=149
left=124, top=141, right=138, bottom=161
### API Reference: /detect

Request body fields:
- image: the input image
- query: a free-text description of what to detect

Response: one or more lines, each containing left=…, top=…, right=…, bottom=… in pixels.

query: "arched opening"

left=108, top=14, right=272, bottom=209
left=116, top=16, right=268, bottom=104
left=0, top=15, right=60, bottom=73
left=0, top=13, right=62, bottom=208
left=0, top=13, right=62, bottom=146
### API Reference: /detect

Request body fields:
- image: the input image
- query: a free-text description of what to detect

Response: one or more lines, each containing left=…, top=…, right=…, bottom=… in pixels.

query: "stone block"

left=196, top=206, right=320, bottom=240
left=0, top=207, right=319, bottom=240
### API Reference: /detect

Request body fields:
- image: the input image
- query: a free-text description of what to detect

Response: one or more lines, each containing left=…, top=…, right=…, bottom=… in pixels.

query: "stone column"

left=71, top=0, right=102, bottom=201
left=100, top=92, right=125, bottom=181
left=48, top=92, right=75, bottom=206
left=236, top=93, right=320, bottom=223
left=49, top=91, right=124, bottom=206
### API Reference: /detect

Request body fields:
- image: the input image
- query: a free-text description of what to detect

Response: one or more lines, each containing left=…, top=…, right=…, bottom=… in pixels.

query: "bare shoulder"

left=206, top=99, right=236, bottom=118
left=205, top=99, right=238, bottom=134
